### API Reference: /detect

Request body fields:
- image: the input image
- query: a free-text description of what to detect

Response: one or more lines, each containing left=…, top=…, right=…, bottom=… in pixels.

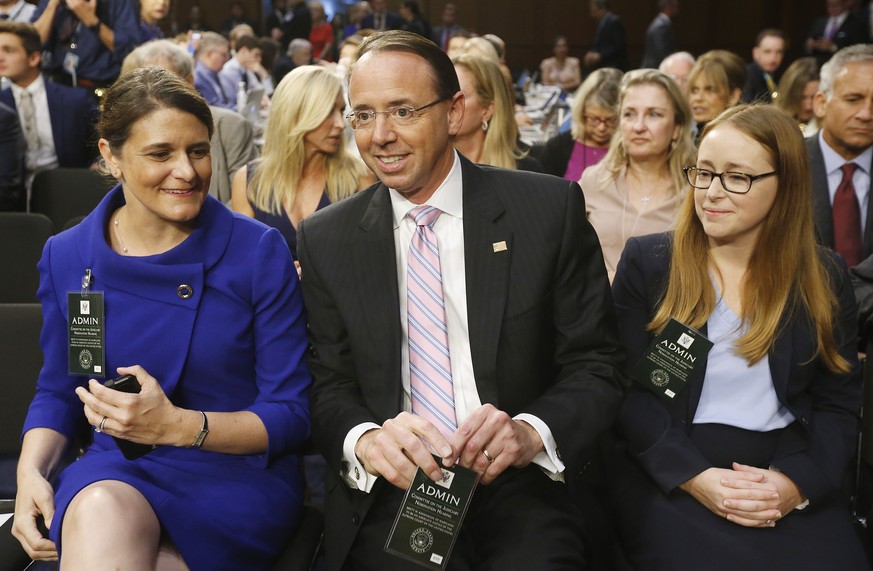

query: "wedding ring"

left=765, top=519, right=772, bottom=524
left=97, top=416, right=108, bottom=433
left=482, top=449, right=494, bottom=464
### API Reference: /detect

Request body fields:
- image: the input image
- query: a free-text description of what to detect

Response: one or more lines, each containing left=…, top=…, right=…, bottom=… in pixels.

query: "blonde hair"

left=453, top=54, right=525, bottom=169
left=569, top=68, right=622, bottom=142
left=600, top=68, right=694, bottom=194
left=774, top=57, right=819, bottom=121
left=650, top=104, right=849, bottom=373
left=248, top=66, right=365, bottom=213
left=687, top=49, right=746, bottom=104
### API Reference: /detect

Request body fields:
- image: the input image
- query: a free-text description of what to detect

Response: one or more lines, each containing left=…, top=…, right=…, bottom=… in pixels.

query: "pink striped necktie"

left=407, top=205, right=457, bottom=437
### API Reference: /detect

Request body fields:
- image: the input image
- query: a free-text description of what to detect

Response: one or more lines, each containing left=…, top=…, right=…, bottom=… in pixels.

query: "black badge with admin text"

left=631, top=318, right=713, bottom=399
left=68, top=273, right=106, bottom=377
left=385, top=456, right=479, bottom=569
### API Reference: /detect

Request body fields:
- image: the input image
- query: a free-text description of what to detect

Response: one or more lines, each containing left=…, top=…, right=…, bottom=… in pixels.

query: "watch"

left=191, top=410, right=209, bottom=448
left=88, top=19, right=101, bottom=34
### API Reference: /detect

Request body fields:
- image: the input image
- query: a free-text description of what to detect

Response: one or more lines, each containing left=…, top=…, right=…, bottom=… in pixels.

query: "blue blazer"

left=612, top=232, right=861, bottom=505
left=0, top=80, right=98, bottom=168
left=23, top=187, right=312, bottom=569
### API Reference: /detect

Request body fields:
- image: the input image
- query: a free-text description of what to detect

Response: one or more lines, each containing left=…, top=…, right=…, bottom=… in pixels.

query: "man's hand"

left=354, top=412, right=453, bottom=489
left=448, top=404, right=544, bottom=484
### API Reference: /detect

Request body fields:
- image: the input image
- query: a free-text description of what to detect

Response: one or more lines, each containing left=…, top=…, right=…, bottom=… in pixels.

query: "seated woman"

left=580, top=68, right=694, bottom=282
left=688, top=50, right=746, bottom=144
left=452, top=54, right=543, bottom=172
left=537, top=67, right=622, bottom=180
left=539, top=35, right=582, bottom=93
left=232, top=65, right=372, bottom=259
left=610, top=104, right=869, bottom=569
left=774, top=57, right=820, bottom=137
left=12, top=67, right=312, bottom=569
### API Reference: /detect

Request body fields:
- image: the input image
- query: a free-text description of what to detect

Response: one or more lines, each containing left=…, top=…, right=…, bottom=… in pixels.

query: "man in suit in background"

left=193, top=32, right=236, bottom=109
left=641, top=0, right=678, bottom=69
left=808, top=44, right=873, bottom=268
left=584, top=0, right=629, bottom=72
left=807, top=0, right=867, bottom=66
left=742, top=28, right=786, bottom=103
left=431, top=3, right=466, bottom=52
left=361, top=0, right=403, bottom=31
left=298, top=30, right=624, bottom=571
left=0, top=21, right=97, bottom=191
left=0, top=101, right=25, bottom=211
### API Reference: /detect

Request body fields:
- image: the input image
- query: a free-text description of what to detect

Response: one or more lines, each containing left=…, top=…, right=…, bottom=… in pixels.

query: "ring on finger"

left=482, top=449, right=494, bottom=464
left=97, top=416, right=108, bottom=433
left=765, top=519, right=772, bottom=524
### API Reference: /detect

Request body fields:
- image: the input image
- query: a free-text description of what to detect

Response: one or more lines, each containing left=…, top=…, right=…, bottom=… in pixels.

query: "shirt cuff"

left=514, top=413, right=565, bottom=480
left=341, top=422, right=381, bottom=493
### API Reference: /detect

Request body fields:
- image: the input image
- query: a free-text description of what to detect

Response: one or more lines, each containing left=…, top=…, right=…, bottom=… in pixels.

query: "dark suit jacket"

left=593, top=11, right=629, bottom=71
left=298, top=155, right=625, bottom=570
left=640, top=12, right=675, bottom=69
left=431, top=24, right=468, bottom=49
left=0, top=81, right=97, bottom=169
left=807, top=12, right=868, bottom=66
left=807, top=135, right=873, bottom=261
left=0, top=102, right=26, bottom=211
left=742, top=61, right=779, bottom=104
left=361, top=10, right=403, bottom=31
left=612, top=232, right=861, bottom=505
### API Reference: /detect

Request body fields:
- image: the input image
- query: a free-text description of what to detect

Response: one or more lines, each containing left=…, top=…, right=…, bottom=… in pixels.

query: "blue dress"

left=22, top=187, right=312, bottom=570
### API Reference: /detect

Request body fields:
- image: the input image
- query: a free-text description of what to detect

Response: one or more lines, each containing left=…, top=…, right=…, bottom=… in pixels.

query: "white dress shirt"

left=341, top=152, right=564, bottom=492
left=0, top=0, right=36, bottom=22
left=819, top=130, right=872, bottom=235
left=10, top=75, right=59, bottom=174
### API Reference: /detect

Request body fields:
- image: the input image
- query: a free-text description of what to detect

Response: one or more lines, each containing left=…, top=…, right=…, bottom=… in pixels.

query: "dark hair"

left=755, top=28, right=786, bottom=47
left=99, top=66, right=214, bottom=153
left=0, top=21, right=41, bottom=56
left=353, top=30, right=460, bottom=100
left=235, top=34, right=261, bottom=52
left=401, top=1, right=422, bottom=16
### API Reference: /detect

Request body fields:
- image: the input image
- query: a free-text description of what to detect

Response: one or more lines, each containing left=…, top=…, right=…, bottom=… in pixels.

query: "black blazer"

left=593, top=11, right=629, bottom=71
left=742, top=61, right=778, bottom=104
left=298, top=155, right=625, bottom=570
left=807, top=135, right=873, bottom=261
left=612, top=233, right=861, bottom=505
left=807, top=12, right=868, bottom=66
left=0, top=102, right=25, bottom=211
left=640, top=13, right=675, bottom=69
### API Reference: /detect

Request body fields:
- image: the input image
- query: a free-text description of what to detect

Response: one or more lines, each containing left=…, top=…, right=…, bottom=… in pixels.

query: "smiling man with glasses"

left=298, top=30, right=625, bottom=571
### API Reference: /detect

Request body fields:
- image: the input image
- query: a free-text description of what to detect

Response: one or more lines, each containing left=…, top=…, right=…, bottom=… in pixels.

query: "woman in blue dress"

left=12, top=67, right=311, bottom=570
left=231, top=65, right=373, bottom=260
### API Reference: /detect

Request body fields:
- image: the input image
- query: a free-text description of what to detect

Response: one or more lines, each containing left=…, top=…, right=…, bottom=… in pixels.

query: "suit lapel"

left=355, top=185, right=404, bottom=417
left=45, top=82, right=65, bottom=166
left=808, top=137, right=834, bottom=248
left=461, top=160, right=510, bottom=405
left=864, top=152, right=873, bottom=258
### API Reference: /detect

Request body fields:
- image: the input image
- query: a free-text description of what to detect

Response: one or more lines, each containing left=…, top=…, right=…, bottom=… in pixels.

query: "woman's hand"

left=679, top=466, right=781, bottom=528
left=75, top=365, right=198, bottom=448
left=732, top=462, right=806, bottom=522
left=12, top=469, right=58, bottom=560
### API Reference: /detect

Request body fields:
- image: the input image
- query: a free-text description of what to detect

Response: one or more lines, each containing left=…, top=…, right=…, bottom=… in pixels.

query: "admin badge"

left=434, top=468, right=455, bottom=489
left=677, top=332, right=695, bottom=349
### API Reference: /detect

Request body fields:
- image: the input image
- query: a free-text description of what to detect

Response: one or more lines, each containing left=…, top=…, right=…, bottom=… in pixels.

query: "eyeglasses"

left=346, top=98, right=446, bottom=130
left=683, top=166, right=778, bottom=194
left=583, top=114, right=617, bottom=128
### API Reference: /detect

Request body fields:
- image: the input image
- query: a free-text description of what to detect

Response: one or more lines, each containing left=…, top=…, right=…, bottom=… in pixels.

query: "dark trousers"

left=345, top=466, right=588, bottom=571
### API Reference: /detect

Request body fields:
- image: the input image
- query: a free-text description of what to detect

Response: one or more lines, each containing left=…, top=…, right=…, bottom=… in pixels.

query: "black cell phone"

left=103, top=374, right=155, bottom=460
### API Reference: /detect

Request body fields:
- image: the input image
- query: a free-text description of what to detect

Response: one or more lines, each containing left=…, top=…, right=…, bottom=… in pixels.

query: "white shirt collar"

left=389, top=151, right=464, bottom=228
left=819, top=129, right=873, bottom=175
left=10, top=73, right=45, bottom=98
left=0, top=0, right=26, bottom=17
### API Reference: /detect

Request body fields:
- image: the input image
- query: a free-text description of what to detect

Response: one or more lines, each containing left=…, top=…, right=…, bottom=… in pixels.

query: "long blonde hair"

left=453, top=54, right=525, bottom=169
left=650, top=105, right=849, bottom=373
left=249, top=65, right=365, bottom=214
left=600, top=68, right=694, bottom=194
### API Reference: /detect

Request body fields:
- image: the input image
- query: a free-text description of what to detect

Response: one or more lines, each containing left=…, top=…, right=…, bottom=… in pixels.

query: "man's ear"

left=813, top=90, right=828, bottom=120
left=447, top=90, right=465, bottom=136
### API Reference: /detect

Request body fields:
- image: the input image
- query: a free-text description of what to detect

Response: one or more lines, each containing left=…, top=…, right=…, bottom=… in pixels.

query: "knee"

left=64, top=482, right=158, bottom=537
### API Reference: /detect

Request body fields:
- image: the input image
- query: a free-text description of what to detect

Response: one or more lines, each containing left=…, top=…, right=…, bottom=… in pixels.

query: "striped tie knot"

left=409, top=205, right=442, bottom=228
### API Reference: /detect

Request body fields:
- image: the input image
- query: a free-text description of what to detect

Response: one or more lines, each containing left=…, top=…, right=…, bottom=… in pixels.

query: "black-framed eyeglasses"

left=683, top=166, right=778, bottom=195
left=346, top=98, right=447, bottom=130
left=583, top=114, right=617, bottom=128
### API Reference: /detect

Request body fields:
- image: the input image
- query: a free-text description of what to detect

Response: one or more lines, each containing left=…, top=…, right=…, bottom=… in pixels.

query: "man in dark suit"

left=742, top=28, right=786, bottom=103
left=807, top=0, right=867, bottom=67
left=298, top=30, right=624, bottom=571
left=641, top=0, right=678, bottom=69
left=583, top=0, right=629, bottom=72
left=431, top=2, right=466, bottom=52
left=361, top=0, right=403, bottom=31
left=0, top=21, right=98, bottom=186
left=0, top=101, right=26, bottom=211
left=807, top=44, right=873, bottom=268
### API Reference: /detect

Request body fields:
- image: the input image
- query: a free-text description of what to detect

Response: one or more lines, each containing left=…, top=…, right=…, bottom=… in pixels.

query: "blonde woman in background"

left=232, top=65, right=373, bottom=259
left=452, top=54, right=543, bottom=171
left=774, top=57, right=820, bottom=136
left=580, top=69, right=694, bottom=282
left=537, top=67, right=622, bottom=180
left=687, top=50, right=747, bottom=144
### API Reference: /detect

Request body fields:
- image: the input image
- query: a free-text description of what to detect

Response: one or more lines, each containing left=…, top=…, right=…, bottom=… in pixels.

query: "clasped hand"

left=680, top=462, right=805, bottom=528
left=354, top=404, right=544, bottom=489
left=74, top=365, right=184, bottom=447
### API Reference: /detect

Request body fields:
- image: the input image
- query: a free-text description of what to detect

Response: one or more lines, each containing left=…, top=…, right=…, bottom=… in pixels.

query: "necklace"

left=113, top=207, right=128, bottom=254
